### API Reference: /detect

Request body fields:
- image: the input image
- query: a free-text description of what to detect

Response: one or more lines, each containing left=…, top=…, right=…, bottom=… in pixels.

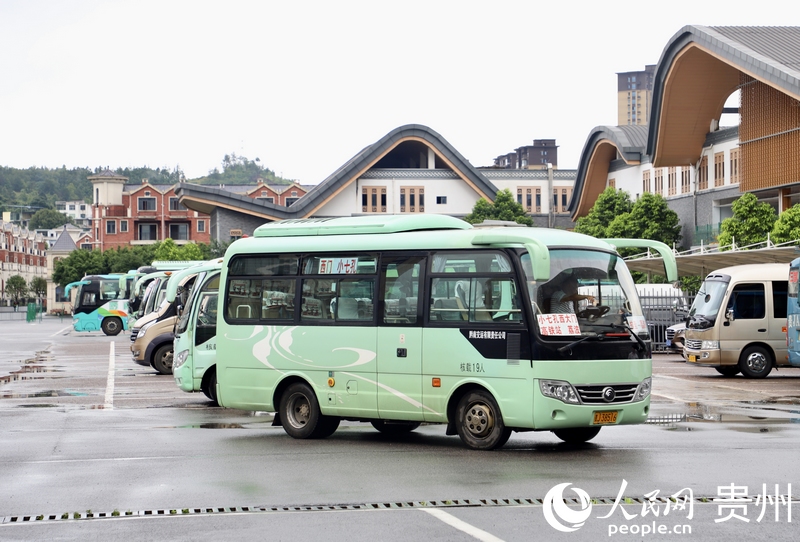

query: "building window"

left=654, top=169, right=663, bottom=195
left=361, top=187, right=387, bottom=213
left=681, top=169, right=691, bottom=194
left=69, top=204, right=76, bottom=211
left=730, top=148, right=740, bottom=184
left=138, top=224, right=158, bottom=241
left=643, top=170, right=651, bottom=193
left=169, top=223, right=189, bottom=240
left=258, top=196, right=275, bottom=203
left=82, top=243, right=92, bottom=250
left=698, top=156, right=709, bottom=190
left=291, top=191, right=298, bottom=197
left=667, top=167, right=676, bottom=196
left=436, top=196, right=447, bottom=205
left=517, top=187, right=535, bottom=213
left=197, top=220, right=205, bottom=233
left=138, top=197, right=156, bottom=211
left=80, top=205, right=86, bottom=211
left=285, top=197, right=299, bottom=207
left=714, top=152, right=725, bottom=187
left=120, top=220, right=128, bottom=233
left=169, top=197, right=184, bottom=211
left=400, top=187, right=424, bottom=213
left=106, top=221, right=116, bottom=234
left=261, top=190, right=268, bottom=197
left=536, top=189, right=541, bottom=213
left=608, top=178, right=616, bottom=189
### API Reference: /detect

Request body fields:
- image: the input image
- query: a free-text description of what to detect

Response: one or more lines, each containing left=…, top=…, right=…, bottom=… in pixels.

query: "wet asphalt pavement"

left=1, top=317, right=798, bottom=541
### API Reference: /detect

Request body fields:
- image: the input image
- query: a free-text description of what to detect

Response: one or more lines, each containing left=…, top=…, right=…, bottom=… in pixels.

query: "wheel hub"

left=465, top=403, right=493, bottom=437
left=746, top=352, right=767, bottom=372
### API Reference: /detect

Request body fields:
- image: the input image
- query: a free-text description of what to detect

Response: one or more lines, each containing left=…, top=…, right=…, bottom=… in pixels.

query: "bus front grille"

left=685, top=339, right=702, bottom=350
left=574, top=384, right=638, bottom=404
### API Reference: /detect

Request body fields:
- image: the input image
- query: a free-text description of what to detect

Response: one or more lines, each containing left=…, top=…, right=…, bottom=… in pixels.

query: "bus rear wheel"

left=455, top=390, right=511, bottom=450
left=101, top=317, right=122, bottom=336
left=152, top=344, right=173, bottom=375
left=201, top=367, right=218, bottom=405
left=739, top=346, right=772, bottom=379
left=371, top=420, right=421, bottom=435
left=280, top=382, right=340, bottom=439
left=553, top=427, right=601, bottom=444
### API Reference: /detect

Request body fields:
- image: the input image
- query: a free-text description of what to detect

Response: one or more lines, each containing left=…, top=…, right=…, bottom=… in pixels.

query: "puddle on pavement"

left=647, top=399, right=800, bottom=431
left=0, top=365, right=66, bottom=386
left=0, top=389, right=88, bottom=399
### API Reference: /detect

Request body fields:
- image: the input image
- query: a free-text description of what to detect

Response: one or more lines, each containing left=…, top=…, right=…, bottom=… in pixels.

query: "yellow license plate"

left=687, top=354, right=697, bottom=362
left=592, top=411, right=618, bottom=425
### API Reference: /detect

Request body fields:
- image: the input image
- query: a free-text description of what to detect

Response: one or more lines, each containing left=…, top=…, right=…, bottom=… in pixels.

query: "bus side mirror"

left=725, top=308, right=734, bottom=321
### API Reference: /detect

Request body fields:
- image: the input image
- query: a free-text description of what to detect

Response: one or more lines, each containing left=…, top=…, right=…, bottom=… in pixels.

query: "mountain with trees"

left=0, top=154, right=295, bottom=215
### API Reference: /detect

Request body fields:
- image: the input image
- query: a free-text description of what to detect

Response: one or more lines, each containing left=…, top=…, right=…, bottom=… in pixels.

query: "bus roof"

left=149, top=260, right=205, bottom=271
left=703, top=262, right=789, bottom=281
left=253, top=215, right=471, bottom=238
left=165, top=258, right=224, bottom=303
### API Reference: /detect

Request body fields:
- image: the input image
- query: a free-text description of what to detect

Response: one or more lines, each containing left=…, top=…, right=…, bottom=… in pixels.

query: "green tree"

left=52, top=249, right=106, bottom=287
left=605, top=193, right=682, bottom=247
left=574, top=187, right=633, bottom=238
left=28, top=208, right=74, bottom=230
left=771, top=203, right=800, bottom=244
left=717, top=193, right=777, bottom=249
left=6, top=275, right=28, bottom=305
left=464, top=189, right=532, bottom=226
left=30, top=276, right=48, bottom=299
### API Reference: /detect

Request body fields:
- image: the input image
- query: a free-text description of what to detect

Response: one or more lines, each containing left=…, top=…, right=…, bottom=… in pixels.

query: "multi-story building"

left=0, top=220, right=48, bottom=306
left=55, top=200, right=92, bottom=227
left=176, top=125, right=578, bottom=240
left=86, top=170, right=211, bottom=251
left=617, top=64, right=655, bottom=126
left=493, top=139, right=558, bottom=170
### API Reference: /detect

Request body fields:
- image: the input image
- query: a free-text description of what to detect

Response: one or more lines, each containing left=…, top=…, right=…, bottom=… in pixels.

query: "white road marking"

left=104, top=342, right=115, bottom=409
left=420, top=508, right=505, bottom=542
left=52, top=325, right=73, bottom=336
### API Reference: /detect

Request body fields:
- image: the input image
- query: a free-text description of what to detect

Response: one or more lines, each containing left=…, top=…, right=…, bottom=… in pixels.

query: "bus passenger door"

left=376, top=256, right=424, bottom=421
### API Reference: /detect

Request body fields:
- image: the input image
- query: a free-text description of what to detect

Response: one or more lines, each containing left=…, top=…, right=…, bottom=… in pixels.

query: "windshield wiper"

left=557, top=335, right=594, bottom=353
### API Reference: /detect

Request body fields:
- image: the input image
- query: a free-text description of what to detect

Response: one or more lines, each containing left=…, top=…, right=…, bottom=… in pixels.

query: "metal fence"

left=639, top=290, right=694, bottom=352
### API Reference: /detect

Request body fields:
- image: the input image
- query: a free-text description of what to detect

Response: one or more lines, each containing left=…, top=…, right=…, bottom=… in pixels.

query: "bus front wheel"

left=455, top=390, right=511, bottom=450
left=101, top=317, right=122, bottom=336
left=739, top=346, right=772, bottom=379
left=152, top=344, right=173, bottom=375
left=553, top=427, right=601, bottom=444
left=280, top=383, right=340, bottom=439
left=201, top=367, right=218, bottom=405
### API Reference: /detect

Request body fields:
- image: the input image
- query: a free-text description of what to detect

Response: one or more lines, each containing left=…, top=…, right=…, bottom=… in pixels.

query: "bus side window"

left=382, top=257, right=422, bottom=325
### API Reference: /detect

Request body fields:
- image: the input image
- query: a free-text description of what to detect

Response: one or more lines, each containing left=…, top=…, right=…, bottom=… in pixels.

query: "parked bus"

left=684, top=263, right=789, bottom=378
left=66, top=274, right=129, bottom=335
left=213, top=215, right=676, bottom=450
left=131, top=260, right=222, bottom=375
left=173, top=260, right=224, bottom=401
left=786, top=257, right=800, bottom=367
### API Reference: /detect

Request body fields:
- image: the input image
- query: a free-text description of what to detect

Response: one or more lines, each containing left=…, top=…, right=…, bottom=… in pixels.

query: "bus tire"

left=201, top=367, right=218, bottom=405
left=101, top=317, right=123, bottom=336
left=715, top=366, right=740, bottom=377
left=280, top=382, right=339, bottom=439
left=370, top=420, right=421, bottom=435
left=455, top=390, right=511, bottom=450
left=152, top=344, right=173, bottom=375
left=738, top=346, right=772, bottom=379
left=553, top=427, right=601, bottom=444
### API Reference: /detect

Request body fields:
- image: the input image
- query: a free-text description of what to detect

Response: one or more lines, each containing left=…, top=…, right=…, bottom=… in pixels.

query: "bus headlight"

left=539, top=379, right=580, bottom=404
left=174, top=349, right=189, bottom=369
left=634, top=377, right=652, bottom=401
left=138, top=321, right=155, bottom=339
left=701, top=340, right=719, bottom=350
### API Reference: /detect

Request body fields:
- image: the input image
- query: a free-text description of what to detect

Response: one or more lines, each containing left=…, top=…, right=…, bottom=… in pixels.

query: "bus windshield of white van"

left=688, top=279, right=728, bottom=328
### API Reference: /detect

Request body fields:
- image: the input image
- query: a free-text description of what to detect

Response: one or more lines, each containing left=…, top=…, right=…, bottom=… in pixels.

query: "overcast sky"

left=1, top=0, right=797, bottom=185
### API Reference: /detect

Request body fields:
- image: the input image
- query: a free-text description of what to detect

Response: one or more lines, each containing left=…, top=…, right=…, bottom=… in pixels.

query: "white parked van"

left=684, top=263, right=789, bottom=378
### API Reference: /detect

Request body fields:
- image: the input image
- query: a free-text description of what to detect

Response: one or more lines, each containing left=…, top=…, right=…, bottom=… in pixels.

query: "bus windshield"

left=687, top=279, right=729, bottom=329
left=523, top=248, right=645, bottom=335
left=74, top=277, right=123, bottom=311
